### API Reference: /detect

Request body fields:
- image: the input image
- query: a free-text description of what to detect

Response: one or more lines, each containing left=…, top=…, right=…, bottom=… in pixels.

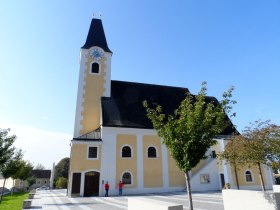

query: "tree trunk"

left=234, top=165, right=240, bottom=189
left=185, top=171, right=194, bottom=210
left=0, top=178, right=6, bottom=204
left=257, top=162, right=266, bottom=191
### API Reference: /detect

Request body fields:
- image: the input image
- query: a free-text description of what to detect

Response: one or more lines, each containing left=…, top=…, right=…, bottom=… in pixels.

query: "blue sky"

left=1, top=1, right=280, bottom=168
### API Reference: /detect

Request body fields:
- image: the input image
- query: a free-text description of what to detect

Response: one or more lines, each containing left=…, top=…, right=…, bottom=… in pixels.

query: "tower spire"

left=81, top=18, right=112, bottom=53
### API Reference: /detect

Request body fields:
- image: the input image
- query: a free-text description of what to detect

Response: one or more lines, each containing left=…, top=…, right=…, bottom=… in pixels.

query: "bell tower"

left=74, top=18, right=112, bottom=137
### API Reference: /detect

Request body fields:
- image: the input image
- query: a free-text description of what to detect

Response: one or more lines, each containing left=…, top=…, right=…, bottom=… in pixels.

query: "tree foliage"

left=34, top=163, right=45, bottom=170
left=0, top=129, right=16, bottom=168
left=143, top=82, right=236, bottom=210
left=242, top=121, right=280, bottom=164
left=144, top=82, right=235, bottom=172
left=1, top=150, right=23, bottom=179
left=54, top=157, right=69, bottom=185
left=55, top=177, right=68, bottom=189
left=0, top=150, right=23, bottom=203
left=218, top=136, right=245, bottom=189
left=17, top=161, right=33, bottom=181
left=271, top=161, right=280, bottom=173
left=27, top=176, right=36, bottom=188
left=242, top=120, right=280, bottom=191
left=220, top=120, right=280, bottom=191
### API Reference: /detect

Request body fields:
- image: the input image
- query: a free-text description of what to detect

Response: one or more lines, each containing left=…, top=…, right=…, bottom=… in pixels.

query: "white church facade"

left=68, top=18, right=274, bottom=197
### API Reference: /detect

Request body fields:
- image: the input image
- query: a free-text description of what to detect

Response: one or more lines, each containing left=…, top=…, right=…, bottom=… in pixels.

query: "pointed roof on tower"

left=82, top=18, right=112, bottom=53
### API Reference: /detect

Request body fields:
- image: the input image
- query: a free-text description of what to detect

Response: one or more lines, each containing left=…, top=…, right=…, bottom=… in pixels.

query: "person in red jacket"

left=104, top=181, right=109, bottom=197
left=118, top=181, right=123, bottom=196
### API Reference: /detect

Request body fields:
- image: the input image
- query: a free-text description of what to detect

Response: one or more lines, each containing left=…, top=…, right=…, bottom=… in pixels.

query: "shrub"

left=55, top=177, right=68, bottom=189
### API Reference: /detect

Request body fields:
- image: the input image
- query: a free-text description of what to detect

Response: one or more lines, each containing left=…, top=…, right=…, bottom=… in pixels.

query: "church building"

left=68, top=18, right=274, bottom=197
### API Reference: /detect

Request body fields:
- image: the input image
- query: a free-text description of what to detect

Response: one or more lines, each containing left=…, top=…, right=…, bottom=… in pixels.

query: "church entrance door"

left=71, top=173, right=81, bottom=194
left=84, top=171, right=100, bottom=196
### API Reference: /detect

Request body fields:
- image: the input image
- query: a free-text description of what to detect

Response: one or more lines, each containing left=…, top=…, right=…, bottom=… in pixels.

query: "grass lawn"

left=0, top=192, right=29, bottom=210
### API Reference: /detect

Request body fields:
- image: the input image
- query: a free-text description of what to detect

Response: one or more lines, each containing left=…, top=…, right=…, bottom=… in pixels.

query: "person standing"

left=105, top=181, right=109, bottom=197
left=118, top=181, right=123, bottom=196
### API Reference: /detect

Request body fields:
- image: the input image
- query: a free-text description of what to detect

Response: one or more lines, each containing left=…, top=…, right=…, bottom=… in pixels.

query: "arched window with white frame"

left=121, top=145, right=132, bottom=158
left=91, top=62, right=100, bottom=74
left=245, top=170, right=253, bottom=182
left=147, top=146, right=157, bottom=158
left=122, top=171, right=132, bottom=185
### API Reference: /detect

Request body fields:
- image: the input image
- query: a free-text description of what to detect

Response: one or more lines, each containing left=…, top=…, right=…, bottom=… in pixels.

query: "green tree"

left=54, top=157, right=69, bottom=187
left=17, top=161, right=33, bottom=191
left=241, top=120, right=280, bottom=191
left=220, top=120, right=280, bottom=191
left=219, top=135, right=246, bottom=189
left=55, top=177, right=68, bottom=189
left=143, top=82, right=236, bottom=210
left=0, top=129, right=16, bottom=168
left=10, top=150, right=25, bottom=195
left=271, top=161, right=280, bottom=174
left=0, top=150, right=23, bottom=203
left=26, top=176, right=36, bottom=189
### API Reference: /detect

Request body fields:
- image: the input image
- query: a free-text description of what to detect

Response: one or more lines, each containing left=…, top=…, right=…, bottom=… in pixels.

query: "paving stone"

left=29, top=189, right=224, bottom=210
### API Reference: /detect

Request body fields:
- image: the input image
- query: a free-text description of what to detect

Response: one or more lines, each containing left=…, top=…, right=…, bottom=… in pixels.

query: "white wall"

left=190, top=158, right=220, bottom=191
left=0, top=178, right=14, bottom=189
left=223, top=189, right=280, bottom=210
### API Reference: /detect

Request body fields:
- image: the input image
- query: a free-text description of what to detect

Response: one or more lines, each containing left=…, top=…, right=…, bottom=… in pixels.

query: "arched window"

left=91, top=62, right=99, bottom=74
left=122, top=172, right=132, bottom=184
left=245, top=171, right=253, bottom=182
left=122, top=146, right=132, bottom=158
left=147, top=146, right=157, bottom=158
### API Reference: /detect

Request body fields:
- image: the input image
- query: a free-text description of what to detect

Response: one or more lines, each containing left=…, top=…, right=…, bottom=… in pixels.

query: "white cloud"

left=0, top=122, right=72, bottom=169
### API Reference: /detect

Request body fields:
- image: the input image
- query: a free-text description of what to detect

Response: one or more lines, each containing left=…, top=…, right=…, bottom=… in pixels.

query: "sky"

left=0, top=1, right=280, bottom=169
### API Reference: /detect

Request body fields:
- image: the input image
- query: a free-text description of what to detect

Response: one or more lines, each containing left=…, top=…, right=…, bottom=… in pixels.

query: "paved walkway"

left=30, top=189, right=224, bottom=210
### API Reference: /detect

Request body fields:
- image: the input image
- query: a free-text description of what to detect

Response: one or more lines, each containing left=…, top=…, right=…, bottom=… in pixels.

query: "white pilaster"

left=137, top=134, right=144, bottom=190
left=74, top=49, right=88, bottom=138
left=161, top=139, right=169, bottom=188
left=100, top=132, right=117, bottom=195
left=220, top=139, right=234, bottom=188
left=68, top=172, right=73, bottom=196
left=103, top=53, right=112, bottom=97
left=264, top=163, right=274, bottom=190
left=80, top=172, right=85, bottom=196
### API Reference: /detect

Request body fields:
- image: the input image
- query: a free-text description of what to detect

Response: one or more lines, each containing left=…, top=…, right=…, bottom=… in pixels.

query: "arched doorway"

left=84, top=171, right=100, bottom=196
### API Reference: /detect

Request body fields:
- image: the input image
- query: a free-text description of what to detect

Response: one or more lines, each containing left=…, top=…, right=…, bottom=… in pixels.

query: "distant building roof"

left=82, top=18, right=112, bottom=53
left=101, top=80, right=237, bottom=135
left=32, top=170, right=51, bottom=179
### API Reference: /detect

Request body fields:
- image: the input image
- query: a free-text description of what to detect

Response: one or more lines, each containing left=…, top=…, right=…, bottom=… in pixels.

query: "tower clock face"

left=89, top=48, right=104, bottom=61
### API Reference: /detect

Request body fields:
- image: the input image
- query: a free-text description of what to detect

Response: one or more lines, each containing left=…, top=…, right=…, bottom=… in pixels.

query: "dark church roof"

left=32, top=170, right=51, bottom=179
left=81, top=18, right=112, bottom=53
left=101, top=80, right=237, bottom=135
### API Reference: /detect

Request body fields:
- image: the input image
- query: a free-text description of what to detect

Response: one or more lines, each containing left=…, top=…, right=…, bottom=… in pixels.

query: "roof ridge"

left=111, top=80, right=189, bottom=91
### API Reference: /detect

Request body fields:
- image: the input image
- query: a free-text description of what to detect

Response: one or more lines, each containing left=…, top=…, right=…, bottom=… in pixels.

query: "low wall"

left=223, top=189, right=280, bottom=210
left=273, top=185, right=280, bottom=192
left=128, top=197, right=183, bottom=210
left=22, top=199, right=32, bottom=209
